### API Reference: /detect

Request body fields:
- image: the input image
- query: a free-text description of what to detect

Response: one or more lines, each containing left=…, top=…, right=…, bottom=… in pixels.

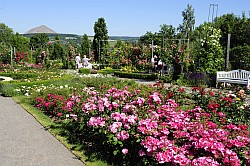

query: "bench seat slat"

left=216, top=69, right=250, bottom=87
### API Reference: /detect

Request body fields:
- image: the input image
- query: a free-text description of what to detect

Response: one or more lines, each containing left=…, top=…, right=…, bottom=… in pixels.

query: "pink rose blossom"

left=122, top=148, right=128, bottom=154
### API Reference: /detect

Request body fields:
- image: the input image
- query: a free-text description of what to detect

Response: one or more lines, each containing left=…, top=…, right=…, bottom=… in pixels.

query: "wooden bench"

left=216, top=69, right=250, bottom=87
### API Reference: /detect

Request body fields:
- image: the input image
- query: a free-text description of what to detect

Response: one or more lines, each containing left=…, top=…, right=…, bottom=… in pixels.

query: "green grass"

left=13, top=96, right=109, bottom=166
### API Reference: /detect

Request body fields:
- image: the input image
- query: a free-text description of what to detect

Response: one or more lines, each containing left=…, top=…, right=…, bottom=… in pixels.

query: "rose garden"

left=1, top=7, right=250, bottom=166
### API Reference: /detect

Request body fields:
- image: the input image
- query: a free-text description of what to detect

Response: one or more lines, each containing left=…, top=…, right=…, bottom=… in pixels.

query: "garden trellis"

left=98, top=39, right=139, bottom=68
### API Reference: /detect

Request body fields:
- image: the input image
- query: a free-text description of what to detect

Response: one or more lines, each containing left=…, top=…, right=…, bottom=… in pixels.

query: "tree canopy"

left=93, top=17, right=109, bottom=62
left=178, top=4, right=195, bottom=39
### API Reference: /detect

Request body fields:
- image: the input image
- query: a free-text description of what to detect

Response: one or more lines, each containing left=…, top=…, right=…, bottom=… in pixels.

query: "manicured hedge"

left=0, top=72, right=38, bottom=79
left=97, top=69, right=120, bottom=75
left=114, top=71, right=157, bottom=80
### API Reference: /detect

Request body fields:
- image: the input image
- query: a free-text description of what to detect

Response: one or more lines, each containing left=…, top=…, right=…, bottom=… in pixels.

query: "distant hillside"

left=22, top=33, right=139, bottom=45
left=109, top=36, right=139, bottom=41
left=23, top=25, right=139, bottom=44
left=25, top=25, right=56, bottom=34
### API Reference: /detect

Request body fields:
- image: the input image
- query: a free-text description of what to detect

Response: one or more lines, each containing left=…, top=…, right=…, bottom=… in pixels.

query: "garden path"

left=0, top=96, right=85, bottom=166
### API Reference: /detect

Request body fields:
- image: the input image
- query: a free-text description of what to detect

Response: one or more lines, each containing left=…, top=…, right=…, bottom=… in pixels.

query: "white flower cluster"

left=14, top=84, right=73, bottom=96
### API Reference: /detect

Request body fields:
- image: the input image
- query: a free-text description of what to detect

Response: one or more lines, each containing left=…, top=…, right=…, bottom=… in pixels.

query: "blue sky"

left=0, top=0, right=249, bottom=36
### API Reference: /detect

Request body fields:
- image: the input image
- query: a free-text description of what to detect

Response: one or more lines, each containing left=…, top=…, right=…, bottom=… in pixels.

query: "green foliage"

left=29, top=33, right=49, bottom=50
left=176, top=73, right=210, bottom=87
left=0, top=23, right=15, bottom=64
left=178, top=4, right=195, bottom=38
left=80, top=34, right=91, bottom=56
left=93, top=18, right=109, bottom=62
left=120, top=65, right=138, bottom=73
left=214, top=13, right=250, bottom=48
left=230, top=46, right=250, bottom=70
left=158, top=74, right=172, bottom=83
left=46, top=60, right=63, bottom=69
left=192, top=23, right=224, bottom=75
left=0, top=23, right=13, bottom=45
left=78, top=68, right=91, bottom=74
left=51, top=41, right=64, bottom=60
left=12, top=33, right=30, bottom=53
left=160, top=24, right=176, bottom=40
left=0, top=44, right=11, bottom=64
left=97, top=67, right=120, bottom=75
left=0, top=74, right=73, bottom=97
left=139, top=31, right=161, bottom=45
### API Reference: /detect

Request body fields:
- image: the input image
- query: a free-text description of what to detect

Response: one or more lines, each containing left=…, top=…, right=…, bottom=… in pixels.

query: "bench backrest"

left=217, top=70, right=250, bottom=80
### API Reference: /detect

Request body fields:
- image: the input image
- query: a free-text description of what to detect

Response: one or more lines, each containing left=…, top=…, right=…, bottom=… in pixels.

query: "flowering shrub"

left=34, top=86, right=250, bottom=165
left=15, top=52, right=29, bottom=63
left=190, top=86, right=249, bottom=124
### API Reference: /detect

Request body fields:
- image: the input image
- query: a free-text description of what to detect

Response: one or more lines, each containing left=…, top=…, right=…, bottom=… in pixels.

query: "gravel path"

left=0, top=96, right=85, bottom=166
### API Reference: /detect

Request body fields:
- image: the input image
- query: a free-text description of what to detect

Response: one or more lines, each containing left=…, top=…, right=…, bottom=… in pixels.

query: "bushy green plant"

left=159, top=74, right=172, bottom=83
left=120, top=65, right=138, bottom=73
left=78, top=68, right=91, bottom=74
left=230, top=46, right=250, bottom=70
left=192, top=23, right=224, bottom=75
left=46, top=60, right=63, bottom=69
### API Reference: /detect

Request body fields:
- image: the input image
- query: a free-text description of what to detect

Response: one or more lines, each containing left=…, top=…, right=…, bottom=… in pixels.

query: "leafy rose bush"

left=34, top=86, right=250, bottom=166
left=189, top=86, right=249, bottom=124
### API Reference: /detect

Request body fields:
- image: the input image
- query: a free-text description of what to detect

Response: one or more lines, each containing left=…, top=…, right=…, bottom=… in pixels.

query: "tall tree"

left=0, top=23, right=13, bottom=45
left=214, top=13, right=250, bottom=48
left=93, top=17, right=109, bottom=62
left=214, top=13, right=237, bottom=48
left=51, top=35, right=64, bottom=60
left=178, top=4, right=195, bottom=39
left=80, top=34, right=91, bottom=56
left=159, top=24, right=176, bottom=39
left=29, top=33, right=49, bottom=50
left=11, top=32, right=30, bottom=52
left=139, top=31, right=159, bottom=45
left=159, top=24, right=176, bottom=48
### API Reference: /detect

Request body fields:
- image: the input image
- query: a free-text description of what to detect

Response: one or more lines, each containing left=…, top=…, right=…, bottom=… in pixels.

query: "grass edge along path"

left=12, top=96, right=109, bottom=166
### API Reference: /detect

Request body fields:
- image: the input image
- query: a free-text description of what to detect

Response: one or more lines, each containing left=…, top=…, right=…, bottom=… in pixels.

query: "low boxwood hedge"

left=0, top=72, right=38, bottom=79
left=114, top=71, right=157, bottom=80
left=97, top=69, right=120, bottom=75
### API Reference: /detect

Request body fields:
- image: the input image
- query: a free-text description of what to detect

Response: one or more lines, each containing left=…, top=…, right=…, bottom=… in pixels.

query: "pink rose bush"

left=35, top=86, right=250, bottom=165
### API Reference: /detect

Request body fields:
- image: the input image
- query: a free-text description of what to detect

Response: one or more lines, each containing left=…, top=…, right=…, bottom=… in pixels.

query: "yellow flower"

left=236, top=98, right=241, bottom=101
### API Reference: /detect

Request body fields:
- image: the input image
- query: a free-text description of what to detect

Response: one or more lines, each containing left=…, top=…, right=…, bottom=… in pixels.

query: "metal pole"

left=14, top=47, right=16, bottom=65
left=162, top=34, right=165, bottom=49
left=209, top=4, right=218, bottom=23
left=98, top=40, right=100, bottom=63
left=151, top=40, right=154, bottom=59
left=226, top=34, right=231, bottom=71
left=208, top=5, right=211, bottom=22
left=10, top=45, right=13, bottom=67
left=98, top=40, right=101, bottom=69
